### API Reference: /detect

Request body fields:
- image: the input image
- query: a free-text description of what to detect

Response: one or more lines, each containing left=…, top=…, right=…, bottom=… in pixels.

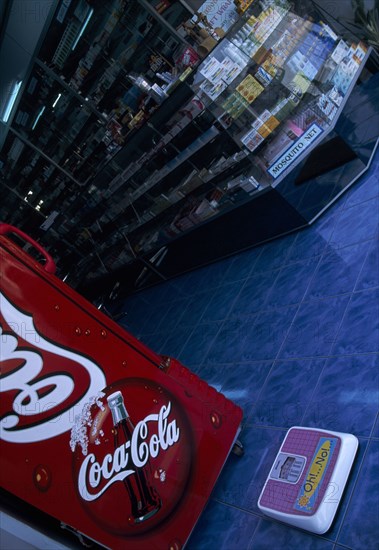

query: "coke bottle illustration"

left=107, top=391, right=161, bottom=524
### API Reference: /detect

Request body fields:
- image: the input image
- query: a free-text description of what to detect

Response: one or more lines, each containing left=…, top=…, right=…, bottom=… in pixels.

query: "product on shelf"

left=236, top=74, right=265, bottom=103
left=241, top=128, right=264, bottom=152
left=221, top=92, right=250, bottom=120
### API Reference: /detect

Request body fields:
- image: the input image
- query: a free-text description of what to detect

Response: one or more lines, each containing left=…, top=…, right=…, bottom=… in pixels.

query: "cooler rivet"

left=75, top=327, right=81, bottom=335
left=122, top=360, right=127, bottom=367
left=101, top=329, right=107, bottom=338
left=85, top=329, right=91, bottom=336
left=54, top=304, right=60, bottom=310
left=33, top=464, right=51, bottom=492
left=210, top=411, right=222, bottom=428
left=169, top=539, right=182, bottom=550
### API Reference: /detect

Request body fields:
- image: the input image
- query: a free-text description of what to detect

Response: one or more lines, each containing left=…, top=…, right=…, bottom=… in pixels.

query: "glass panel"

left=191, top=0, right=369, bottom=188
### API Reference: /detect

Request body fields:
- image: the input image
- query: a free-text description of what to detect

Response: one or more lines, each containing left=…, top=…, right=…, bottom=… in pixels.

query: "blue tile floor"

left=114, top=148, right=379, bottom=550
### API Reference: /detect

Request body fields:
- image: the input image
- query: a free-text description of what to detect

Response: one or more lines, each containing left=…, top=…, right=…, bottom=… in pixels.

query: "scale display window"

left=269, top=453, right=306, bottom=484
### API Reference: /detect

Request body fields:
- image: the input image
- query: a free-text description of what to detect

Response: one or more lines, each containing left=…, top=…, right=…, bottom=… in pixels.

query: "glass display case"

left=78, top=0, right=374, bottom=288
left=0, top=0, right=377, bottom=295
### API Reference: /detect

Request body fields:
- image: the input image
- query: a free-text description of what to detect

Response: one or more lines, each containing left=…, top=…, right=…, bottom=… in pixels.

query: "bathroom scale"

left=258, top=427, right=358, bottom=534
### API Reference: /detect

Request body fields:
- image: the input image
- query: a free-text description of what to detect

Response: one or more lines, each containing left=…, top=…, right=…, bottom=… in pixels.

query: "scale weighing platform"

left=258, top=427, right=358, bottom=534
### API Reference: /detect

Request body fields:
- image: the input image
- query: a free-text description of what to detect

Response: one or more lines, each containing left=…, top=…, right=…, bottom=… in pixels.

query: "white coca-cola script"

left=78, top=402, right=180, bottom=501
left=0, top=292, right=106, bottom=443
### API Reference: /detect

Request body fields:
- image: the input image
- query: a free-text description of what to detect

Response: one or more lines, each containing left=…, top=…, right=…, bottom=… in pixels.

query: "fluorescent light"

left=72, top=8, right=94, bottom=50
left=52, top=93, right=62, bottom=108
left=32, top=106, right=46, bottom=130
left=1, top=81, right=23, bottom=123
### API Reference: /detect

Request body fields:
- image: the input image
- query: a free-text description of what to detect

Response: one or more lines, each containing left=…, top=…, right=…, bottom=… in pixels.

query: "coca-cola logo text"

left=78, top=402, right=179, bottom=502
left=0, top=292, right=106, bottom=443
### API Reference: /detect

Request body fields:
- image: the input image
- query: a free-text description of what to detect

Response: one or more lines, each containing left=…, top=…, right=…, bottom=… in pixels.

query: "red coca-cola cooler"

left=0, top=223, right=243, bottom=549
